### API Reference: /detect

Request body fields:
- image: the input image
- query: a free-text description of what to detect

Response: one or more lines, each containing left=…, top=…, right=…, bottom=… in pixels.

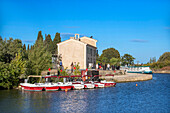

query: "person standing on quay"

left=71, top=62, right=73, bottom=73
left=96, top=63, right=98, bottom=70
left=107, top=63, right=110, bottom=70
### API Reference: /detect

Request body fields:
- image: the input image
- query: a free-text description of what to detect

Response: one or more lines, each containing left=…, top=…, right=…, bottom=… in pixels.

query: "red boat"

left=45, top=76, right=73, bottom=90
left=93, top=75, right=105, bottom=88
left=83, top=75, right=95, bottom=89
left=100, top=74, right=116, bottom=87
left=70, top=75, right=84, bottom=89
left=20, top=75, right=60, bottom=91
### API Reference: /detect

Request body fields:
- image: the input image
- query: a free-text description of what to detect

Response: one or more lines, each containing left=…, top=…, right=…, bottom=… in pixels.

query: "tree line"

left=0, top=31, right=61, bottom=89
left=98, top=48, right=170, bottom=69
left=96, top=48, right=135, bottom=66
left=144, top=52, right=170, bottom=69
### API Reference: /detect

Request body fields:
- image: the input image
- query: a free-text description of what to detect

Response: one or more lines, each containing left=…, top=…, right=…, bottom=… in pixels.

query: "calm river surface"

left=0, top=73, right=169, bottom=113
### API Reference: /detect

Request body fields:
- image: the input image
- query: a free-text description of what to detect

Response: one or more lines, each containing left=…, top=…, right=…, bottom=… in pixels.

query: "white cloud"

left=23, top=40, right=34, bottom=43
left=130, top=39, right=148, bottom=43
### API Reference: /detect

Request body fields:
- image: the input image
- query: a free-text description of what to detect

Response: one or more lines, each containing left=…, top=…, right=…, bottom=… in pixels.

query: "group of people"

left=58, top=61, right=120, bottom=75
left=96, top=63, right=120, bottom=70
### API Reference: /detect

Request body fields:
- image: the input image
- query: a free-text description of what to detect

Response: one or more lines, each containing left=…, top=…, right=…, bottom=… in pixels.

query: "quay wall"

left=112, top=73, right=152, bottom=83
left=153, top=70, right=170, bottom=74
left=99, top=71, right=152, bottom=83
left=99, top=70, right=126, bottom=75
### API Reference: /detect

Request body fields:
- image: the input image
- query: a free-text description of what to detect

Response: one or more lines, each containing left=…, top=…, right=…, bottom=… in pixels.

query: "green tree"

left=27, top=36, right=52, bottom=75
left=150, top=57, right=156, bottom=63
left=60, top=67, right=69, bottom=76
left=27, top=44, right=30, bottom=50
left=44, top=34, right=53, bottom=53
left=0, top=38, right=22, bottom=63
left=73, top=62, right=81, bottom=75
left=9, top=51, right=26, bottom=86
left=23, top=44, right=26, bottom=52
left=101, top=57, right=108, bottom=64
left=110, top=57, right=120, bottom=66
left=96, top=52, right=100, bottom=63
left=0, top=62, right=11, bottom=89
left=0, top=51, right=26, bottom=89
left=100, top=48, right=120, bottom=63
left=53, top=32, right=61, bottom=54
left=158, top=52, right=170, bottom=62
left=121, top=54, right=135, bottom=66
left=0, top=36, right=2, bottom=42
left=36, top=31, right=43, bottom=44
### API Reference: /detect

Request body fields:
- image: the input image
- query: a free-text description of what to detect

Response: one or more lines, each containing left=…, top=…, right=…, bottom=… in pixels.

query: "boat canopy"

left=70, top=75, right=82, bottom=77
left=27, top=75, right=42, bottom=78
left=82, top=75, right=92, bottom=77
left=94, top=75, right=102, bottom=77
left=58, top=76, right=70, bottom=78
left=105, top=74, right=114, bottom=76
left=44, top=76, right=58, bottom=78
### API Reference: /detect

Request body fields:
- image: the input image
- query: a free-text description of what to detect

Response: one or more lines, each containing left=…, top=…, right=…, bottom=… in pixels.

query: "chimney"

left=75, top=34, right=80, bottom=39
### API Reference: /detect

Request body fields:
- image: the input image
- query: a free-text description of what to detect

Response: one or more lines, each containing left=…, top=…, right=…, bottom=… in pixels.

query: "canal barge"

left=126, top=66, right=152, bottom=74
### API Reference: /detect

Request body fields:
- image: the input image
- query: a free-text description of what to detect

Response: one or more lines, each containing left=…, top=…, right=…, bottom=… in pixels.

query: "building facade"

left=57, top=34, right=97, bottom=69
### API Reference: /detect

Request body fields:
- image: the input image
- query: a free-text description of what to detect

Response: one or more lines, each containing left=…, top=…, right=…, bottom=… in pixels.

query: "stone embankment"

left=153, top=70, right=170, bottom=74
left=99, top=70, right=152, bottom=83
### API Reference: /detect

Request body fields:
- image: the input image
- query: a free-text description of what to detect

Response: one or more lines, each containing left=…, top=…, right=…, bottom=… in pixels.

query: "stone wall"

left=99, top=70, right=126, bottom=76
left=99, top=73, right=152, bottom=83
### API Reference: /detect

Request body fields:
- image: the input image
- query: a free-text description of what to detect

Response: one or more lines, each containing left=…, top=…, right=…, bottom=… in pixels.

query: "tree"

left=27, top=37, right=52, bottom=75
left=100, top=48, right=120, bottom=63
left=53, top=32, right=61, bottom=54
left=121, top=54, right=135, bottom=66
left=0, top=38, right=22, bottom=63
left=0, top=62, right=11, bottom=89
left=110, top=57, right=120, bottom=66
left=36, top=31, right=43, bottom=45
left=101, top=57, right=108, bottom=64
left=44, top=34, right=53, bottom=53
left=27, top=44, right=30, bottom=50
left=0, top=36, right=2, bottom=42
left=23, top=44, right=26, bottom=53
left=9, top=51, right=26, bottom=86
left=158, top=52, right=170, bottom=62
left=73, top=62, right=81, bottom=75
left=150, top=57, right=156, bottom=63
left=96, top=52, right=100, bottom=63
left=0, top=50, right=26, bottom=89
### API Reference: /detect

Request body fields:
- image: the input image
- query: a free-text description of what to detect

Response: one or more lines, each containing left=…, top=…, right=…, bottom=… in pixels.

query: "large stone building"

left=57, top=34, right=97, bottom=69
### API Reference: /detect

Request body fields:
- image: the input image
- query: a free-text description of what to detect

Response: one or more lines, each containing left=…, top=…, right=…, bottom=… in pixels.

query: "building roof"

left=80, top=36, right=97, bottom=42
left=57, top=39, right=86, bottom=45
left=57, top=38, right=97, bottom=48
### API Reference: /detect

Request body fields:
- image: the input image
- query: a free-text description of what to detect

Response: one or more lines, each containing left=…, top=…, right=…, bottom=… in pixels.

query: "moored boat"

left=100, top=74, right=116, bottom=87
left=20, top=75, right=60, bottom=91
left=93, top=75, right=105, bottom=88
left=83, top=75, right=95, bottom=89
left=126, top=66, right=152, bottom=74
left=45, top=76, right=73, bottom=90
left=70, top=75, right=84, bottom=90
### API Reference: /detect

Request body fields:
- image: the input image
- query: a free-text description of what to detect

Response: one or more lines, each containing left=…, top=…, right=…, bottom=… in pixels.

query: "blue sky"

left=0, top=0, right=170, bottom=63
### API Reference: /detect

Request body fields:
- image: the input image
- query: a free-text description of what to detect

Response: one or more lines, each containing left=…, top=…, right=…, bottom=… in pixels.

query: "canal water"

left=0, top=73, right=169, bottom=113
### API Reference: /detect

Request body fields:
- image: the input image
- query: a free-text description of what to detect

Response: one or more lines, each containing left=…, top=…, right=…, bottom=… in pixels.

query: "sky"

left=0, top=0, right=170, bottom=63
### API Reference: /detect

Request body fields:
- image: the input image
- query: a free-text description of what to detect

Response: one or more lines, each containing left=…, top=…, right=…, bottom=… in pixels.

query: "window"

left=93, top=50, right=96, bottom=56
left=90, top=49, right=92, bottom=55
